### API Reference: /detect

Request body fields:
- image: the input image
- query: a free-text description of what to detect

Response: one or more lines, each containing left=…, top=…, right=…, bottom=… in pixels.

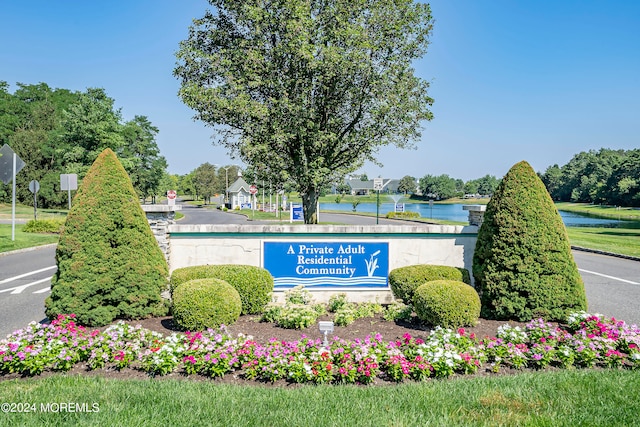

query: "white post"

left=11, top=153, right=16, bottom=241
left=67, top=174, right=71, bottom=210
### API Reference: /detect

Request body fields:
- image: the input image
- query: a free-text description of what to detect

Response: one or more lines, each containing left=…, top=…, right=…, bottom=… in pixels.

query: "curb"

left=0, top=243, right=57, bottom=257
left=571, top=246, right=640, bottom=262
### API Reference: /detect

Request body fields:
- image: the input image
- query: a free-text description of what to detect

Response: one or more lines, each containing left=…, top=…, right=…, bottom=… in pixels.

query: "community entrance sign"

left=263, top=241, right=389, bottom=289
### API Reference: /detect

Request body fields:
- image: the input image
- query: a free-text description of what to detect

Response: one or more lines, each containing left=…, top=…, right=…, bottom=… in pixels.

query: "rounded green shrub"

left=386, top=211, right=420, bottom=219
left=45, top=148, right=169, bottom=327
left=388, top=264, right=471, bottom=303
left=172, top=278, right=241, bottom=330
left=23, top=219, right=65, bottom=234
left=473, top=161, right=587, bottom=322
left=413, top=280, right=480, bottom=328
left=170, top=264, right=273, bottom=314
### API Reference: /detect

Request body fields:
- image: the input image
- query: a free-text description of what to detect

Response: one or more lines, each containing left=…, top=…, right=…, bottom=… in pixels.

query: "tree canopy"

left=540, top=148, right=640, bottom=206
left=0, top=82, right=168, bottom=207
left=174, top=0, right=434, bottom=223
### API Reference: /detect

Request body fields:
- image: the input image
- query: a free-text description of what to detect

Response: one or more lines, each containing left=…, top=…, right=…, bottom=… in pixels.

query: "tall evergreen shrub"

left=45, top=148, right=169, bottom=326
left=473, top=161, right=587, bottom=321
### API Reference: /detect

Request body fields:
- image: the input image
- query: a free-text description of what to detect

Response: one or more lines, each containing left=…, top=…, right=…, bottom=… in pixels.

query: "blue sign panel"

left=263, top=241, right=389, bottom=289
left=291, top=204, right=303, bottom=221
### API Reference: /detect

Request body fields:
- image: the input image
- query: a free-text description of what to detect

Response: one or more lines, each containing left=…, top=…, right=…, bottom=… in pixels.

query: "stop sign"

left=167, top=190, right=177, bottom=199
left=249, top=185, right=257, bottom=195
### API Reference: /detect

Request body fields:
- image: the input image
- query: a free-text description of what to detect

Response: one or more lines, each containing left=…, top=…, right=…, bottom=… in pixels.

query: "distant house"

left=346, top=179, right=374, bottom=195
left=345, top=178, right=401, bottom=195
left=227, top=176, right=252, bottom=209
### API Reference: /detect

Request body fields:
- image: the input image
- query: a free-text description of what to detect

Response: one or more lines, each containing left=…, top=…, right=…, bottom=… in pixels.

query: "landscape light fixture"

left=318, top=321, right=334, bottom=347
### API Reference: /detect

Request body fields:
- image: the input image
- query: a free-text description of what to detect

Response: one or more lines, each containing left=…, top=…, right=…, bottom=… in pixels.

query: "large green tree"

left=193, top=162, right=219, bottom=203
left=121, top=116, right=168, bottom=202
left=398, top=175, right=417, bottom=195
left=0, top=83, right=169, bottom=207
left=419, top=174, right=460, bottom=200
left=174, top=0, right=434, bottom=223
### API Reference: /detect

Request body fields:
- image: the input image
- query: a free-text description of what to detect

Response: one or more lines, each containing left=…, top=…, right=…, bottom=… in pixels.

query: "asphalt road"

left=177, top=203, right=416, bottom=226
left=1, top=206, right=638, bottom=337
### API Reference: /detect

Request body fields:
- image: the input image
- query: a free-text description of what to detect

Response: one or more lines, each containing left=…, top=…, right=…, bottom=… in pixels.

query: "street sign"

left=29, top=180, right=40, bottom=193
left=60, top=174, right=78, bottom=210
left=60, top=174, right=78, bottom=190
left=250, top=185, right=258, bottom=195
left=290, top=203, right=303, bottom=222
left=373, top=178, right=383, bottom=191
left=0, top=144, right=25, bottom=185
left=167, top=190, right=177, bottom=206
left=29, top=180, right=40, bottom=220
left=0, top=144, right=27, bottom=240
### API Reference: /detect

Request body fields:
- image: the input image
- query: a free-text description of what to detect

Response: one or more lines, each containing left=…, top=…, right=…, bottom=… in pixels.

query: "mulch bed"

left=1, top=314, right=534, bottom=385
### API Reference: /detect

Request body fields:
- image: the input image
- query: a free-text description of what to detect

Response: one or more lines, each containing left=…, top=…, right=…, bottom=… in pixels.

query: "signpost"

left=60, top=174, right=78, bottom=210
left=29, top=180, right=40, bottom=220
left=290, top=203, right=303, bottom=222
left=250, top=185, right=258, bottom=219
left=167, top=190, right=177, bottom=206
left=373, top=178, right=383, bottom=224
left=0, top=144, right=26, bottom=240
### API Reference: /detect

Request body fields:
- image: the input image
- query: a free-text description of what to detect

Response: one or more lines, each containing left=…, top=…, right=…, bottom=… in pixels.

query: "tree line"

left=0, top=82, right=168, bottom=208
left=540, top=148, right=640, bottom=207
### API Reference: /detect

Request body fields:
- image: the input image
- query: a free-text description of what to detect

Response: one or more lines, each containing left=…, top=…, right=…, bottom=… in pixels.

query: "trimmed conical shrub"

left=473, top=160, right=587, bottom=321
left=45, top=148, right=169, bottom=326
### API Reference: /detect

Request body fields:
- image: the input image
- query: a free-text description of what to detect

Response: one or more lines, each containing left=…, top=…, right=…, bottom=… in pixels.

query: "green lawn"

left=1, top=370, right=639, bottom=426
left=556, top=202, right=640, bottom=221
left=0, top=224, right=59, bottom=253
left=566, top=224, right=640, bottom=258
left=555, top=202, right=640, bottom=258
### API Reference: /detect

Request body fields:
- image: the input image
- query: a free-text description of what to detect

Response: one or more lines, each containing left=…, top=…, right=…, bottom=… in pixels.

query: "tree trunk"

left=301, top=188, right=319, bottom=224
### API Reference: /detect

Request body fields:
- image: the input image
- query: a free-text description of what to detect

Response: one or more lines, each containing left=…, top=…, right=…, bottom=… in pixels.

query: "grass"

left=1, top=369, right=638, bottom=426
left=555, top=202, right=640, bottom=257
left=0, top=224, right=59, bottom=253
left=0, top=203, right=67, bottom=221
left=556, top=202, right=640, bottom=221
left=566, top=224, right=640, bottom=257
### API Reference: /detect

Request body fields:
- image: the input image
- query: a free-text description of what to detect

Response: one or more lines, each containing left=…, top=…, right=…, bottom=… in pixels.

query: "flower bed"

left=1, top=312, right=639, bottom=384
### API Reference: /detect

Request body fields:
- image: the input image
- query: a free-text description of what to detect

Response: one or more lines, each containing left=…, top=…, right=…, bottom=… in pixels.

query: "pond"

left=319, top=202, right=623, bottom=227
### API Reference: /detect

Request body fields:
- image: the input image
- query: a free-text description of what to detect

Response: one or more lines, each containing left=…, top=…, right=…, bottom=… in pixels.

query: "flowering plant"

left=2, top=312, right=639, bottom=384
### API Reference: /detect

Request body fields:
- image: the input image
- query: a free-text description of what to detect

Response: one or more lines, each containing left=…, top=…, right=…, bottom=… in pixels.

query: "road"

left=1, top=205, right=639, bottom=337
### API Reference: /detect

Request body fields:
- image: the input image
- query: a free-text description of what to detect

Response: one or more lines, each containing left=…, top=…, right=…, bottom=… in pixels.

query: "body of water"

left=319, top=202, right=623, bottom=227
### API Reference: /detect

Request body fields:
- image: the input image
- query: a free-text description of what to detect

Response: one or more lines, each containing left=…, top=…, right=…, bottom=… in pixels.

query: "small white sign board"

left=60, top=174, right=78, bottom=190
left=373, top=178, right=384, bottom=191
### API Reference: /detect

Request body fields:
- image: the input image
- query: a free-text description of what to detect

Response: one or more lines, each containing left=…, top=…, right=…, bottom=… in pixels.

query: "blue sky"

left=1, top=1, right=638, bottom=181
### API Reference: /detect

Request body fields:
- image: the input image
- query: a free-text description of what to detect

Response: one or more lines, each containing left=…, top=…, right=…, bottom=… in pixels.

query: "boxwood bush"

left=170, top=264, right=273, bottom=314
left=473, top=161, right=587, bottom=321
left=413, top=280, right=480, bottom=328
left=388, top=264, right=471, bottom=303
left=45, top=148, right=169, bottom=327
left=23, top=219, right=65, bottom=234
left=172, top=278, right=241, bottom=330
left=386, top=211, right=420, bottom=219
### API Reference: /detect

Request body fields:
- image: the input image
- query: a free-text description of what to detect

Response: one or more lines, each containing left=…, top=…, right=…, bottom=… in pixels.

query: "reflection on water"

left=319, top=202, right=623, bottom=227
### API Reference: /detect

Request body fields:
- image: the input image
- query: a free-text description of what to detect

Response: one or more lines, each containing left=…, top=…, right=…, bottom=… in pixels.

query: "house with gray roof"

left=227, top=176, right=252, bottom=209
left=345, top=178, right=401, bottom=195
